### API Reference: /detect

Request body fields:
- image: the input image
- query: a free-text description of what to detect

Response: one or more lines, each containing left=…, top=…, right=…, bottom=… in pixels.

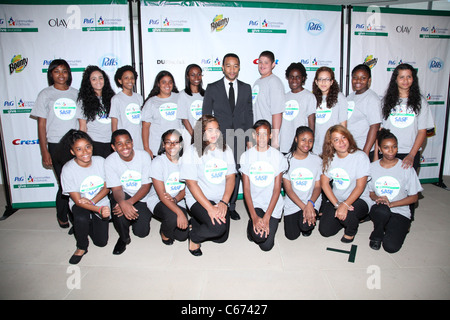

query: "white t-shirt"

left=61, top=156, right=109, bottom=210
left=147, top=153, right=186, bottom=212
left=279, top=90, right=317, bottom=153
left=369, top=159, right=423, bottom=219
left=76, top=97, right=112, bottom=143
left=323, top=150, right=371, bottom=208
left=313, top=92, right=348, bottom=155
left=381, top=96, right=434, bottom=154
left=180, top=144, right=236, bottom=209
left=141, top=93, right=182, bottom=155
left=346, top=89, right=382, bottom=151
left=104, top=149, right=152, bottom=202
left=283, top=153, right=322, bottom=216
left=239, top=146, right=287, bottom=219
left=252, top=74, right=285, bottom=125
left=109, top=91, right=143, bottom=150
left=176, top=90, right=203, bottom=130
left=31, top=85, right=79, bottom=143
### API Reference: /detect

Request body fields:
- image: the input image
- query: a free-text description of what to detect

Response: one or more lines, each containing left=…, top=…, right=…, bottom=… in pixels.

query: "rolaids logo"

left=211, top=14, right=229, bottom=32
left=9, top=54, right=28, bottom=74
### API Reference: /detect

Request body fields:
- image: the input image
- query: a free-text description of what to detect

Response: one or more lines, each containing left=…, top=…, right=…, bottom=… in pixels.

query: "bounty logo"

left=211, top=14, right=229, bottom=32
left=428, top=58, right=443, bottom=72
left=364, top=55, right=378, bottom=69
left=9, top=54, right=28, bottom=74
left=306, top=19, right=324, bottom=36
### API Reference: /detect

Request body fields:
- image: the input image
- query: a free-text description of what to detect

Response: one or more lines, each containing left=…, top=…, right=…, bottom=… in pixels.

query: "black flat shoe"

left=188, top=238, right=202, bottom=256
left=69, top=249, right=87, bottom=264
left=341, top=235, right=354, bottom=243
left=113, top=238, right=129, bottom=255
left=58, top=218, right=69, bottom=229
left=160, top=231, right=174, bottom=245
left=369, top=240, right=381, bottom=250
left=229, top=210, right=240, bottom=221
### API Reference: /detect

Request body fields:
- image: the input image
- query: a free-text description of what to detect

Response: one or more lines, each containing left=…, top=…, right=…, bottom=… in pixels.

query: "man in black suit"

left=202, top=53, right=253, bottom=220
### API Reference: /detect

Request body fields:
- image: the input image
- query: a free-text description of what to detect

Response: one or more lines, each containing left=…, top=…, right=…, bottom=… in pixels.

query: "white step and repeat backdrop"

left=0, top=0, right=131, bottom=209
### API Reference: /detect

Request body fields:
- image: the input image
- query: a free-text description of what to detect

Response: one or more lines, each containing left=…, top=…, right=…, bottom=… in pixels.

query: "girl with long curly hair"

left=319, top=125, right=371, bottom=243
left=380, top=63, right=434, bottom=171
left=77, top=65, right=116, bottom=158
left=312, top=67, right=348, bottom=155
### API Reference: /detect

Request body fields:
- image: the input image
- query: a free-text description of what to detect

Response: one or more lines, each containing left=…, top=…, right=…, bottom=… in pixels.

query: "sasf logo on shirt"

left=329, top=168, right=350, bottom=190
left=290, top=167, right=314, bottom=192
left=389, top=104, right=415, bottom=129
left=54, top=98, right=76, bottom=120
left=204, top=158, right=227, bottom=184
left=80, top=175, right=104, bottom=198
left=165, top=171, right=185, bottom=194
left=249, top=161, right=275, bottom=188
left=120, top=169, right=142, bottom=190
left=374, top=176, right=400, bottom=201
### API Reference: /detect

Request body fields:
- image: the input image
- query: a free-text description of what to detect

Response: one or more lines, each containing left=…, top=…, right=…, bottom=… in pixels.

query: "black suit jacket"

left=202, top=77, right=253, bottom=150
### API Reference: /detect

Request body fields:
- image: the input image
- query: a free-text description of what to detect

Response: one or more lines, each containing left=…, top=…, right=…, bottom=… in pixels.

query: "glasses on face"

left=164, top=140, right=180, bottom=146
left=317, top=78, right=331, bottom=83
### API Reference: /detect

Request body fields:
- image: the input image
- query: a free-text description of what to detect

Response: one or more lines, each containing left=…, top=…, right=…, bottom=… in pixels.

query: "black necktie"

left=229, top=82, right=235, bottom=112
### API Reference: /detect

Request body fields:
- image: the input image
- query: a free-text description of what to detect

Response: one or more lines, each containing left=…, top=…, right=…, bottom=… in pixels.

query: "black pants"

left=48, top=143, right=71, bottom=224
left=189, top=201, right=230, bottom=244
left=71, top=205, right=109, bottom=251
left=319, top=199, right=368, bottom=238
left=247, top=208, right=280, bottom=252
left=284, top=209, right=317, bottom=240
left=369, top=204, right=411, bottom=253
left=110, top=193, right=152, bottom=242
left=153, top=201, right=189, bottom=241
left=92, top=141, right=113, bottom=159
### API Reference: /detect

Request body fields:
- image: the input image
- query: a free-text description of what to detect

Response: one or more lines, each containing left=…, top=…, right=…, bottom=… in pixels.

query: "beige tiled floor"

left=0, top=177, right=449, bottom=300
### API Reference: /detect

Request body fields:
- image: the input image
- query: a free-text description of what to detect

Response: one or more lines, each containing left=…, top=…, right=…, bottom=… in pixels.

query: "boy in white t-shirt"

left=104, top=129, right=152, bottom=255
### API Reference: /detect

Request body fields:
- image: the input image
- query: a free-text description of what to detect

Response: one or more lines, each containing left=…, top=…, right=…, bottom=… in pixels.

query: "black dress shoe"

left=113, top=238, right=128, bottom=255
left=69, top=249, right=87, bottom=264
left=369, top=239, right=381, bottom=250
left=229, top=210, right=240, bottom=220
left=341, top=235, right=354, bottom=243
left=188, top=238, right=202, bottom=256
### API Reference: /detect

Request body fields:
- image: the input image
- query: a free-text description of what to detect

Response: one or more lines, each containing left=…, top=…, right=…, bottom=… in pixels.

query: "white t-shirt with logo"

left=109, top=91, right=144, bottom=150
left=61, top=156, right=109, bottom=210
left=279, top=90, right=317, bottom=153
left=141, top=93, right=182, bottom=155
left=283, top=153, right=322, bottom=216
left=104, top=149, right=152, bottom=202
left=76, top=97, right=112, bottom=143
left=31, top=85, right=79, bottom=143
left=324, top=150, right=371, bottom=208
left=346, top=89, right=382, bottom=151
left=239, top=146, right=287, bottom=219
left=381, top=96, right=434, bottom=154
left=313, top=92, right=348, bottom=155
left=147, top=153, right=186, bottom=212
left=177, top=90, right=203, bottom=130
left=180, top=144, right=236, bottom=209
left=369, top=159, right=423, bottom=219
left=252, top=74, right=286, bottom=125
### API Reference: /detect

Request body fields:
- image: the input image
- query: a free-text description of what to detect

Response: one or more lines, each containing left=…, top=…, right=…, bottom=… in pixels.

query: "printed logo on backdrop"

left=211, top=15, right=229, bottom=32
left=386, top=58, right=418, bottom=72
left=395, top=25, right=412, bottom=34
left=354, top=22, right=388, bottom=36
left=98, top=54, right=120, bottom=71
left=82, top=14, right=125, bottom=32
left=148, top=17, right=190, bottom=32
left=42, top=59, right=84, bottom=73
left=419, top=25, right=450, bottom=39
left=300, top=57, right=334, bottom=72
left=48, top=18, right=69, bottom=28
left=364, top=55, right=378, bottom=69
left=305, top=19, right=325, bottom=36
left=200, top=57, right=222, bottom=72
left=426, top=92, right=445, bottom=106
left=13, top=173, right=54, bottom=189
left=3, top=98, right=34, bottom=114
left=428, top=57, right=444, bottom=73
left=9, top=55, right=28, bottom=75
left=248, top=19, right=286, bottom=34
left=0, top=16, right=37, bottom=32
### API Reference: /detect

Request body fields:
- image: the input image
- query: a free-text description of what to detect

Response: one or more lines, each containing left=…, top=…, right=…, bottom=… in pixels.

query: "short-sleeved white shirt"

left=177, top=90, right=203, bottom=130
left=252, top=74, right=286, bottom=125
left=31, top=85, right=79, bottom=143
left=76, top=98, right=112, bottom=143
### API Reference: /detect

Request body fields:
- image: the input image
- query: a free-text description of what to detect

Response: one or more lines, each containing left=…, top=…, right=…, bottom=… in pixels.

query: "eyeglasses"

left=164, top=141, right=180, bottom=146
left=317, top=78, right=332, bottom=83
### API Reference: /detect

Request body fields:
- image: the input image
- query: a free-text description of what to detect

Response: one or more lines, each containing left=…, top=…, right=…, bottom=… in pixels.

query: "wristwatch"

left=219, top=200, right=230, bottom=207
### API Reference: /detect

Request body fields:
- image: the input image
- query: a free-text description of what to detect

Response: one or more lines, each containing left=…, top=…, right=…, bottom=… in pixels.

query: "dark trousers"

left=153, top=201, right=189, bottom=241
left=319, top=199, right=369, bottom=238
left=71, top=205, right=109, bottom=251
left=92, top=141, right=113, bottom=159
left=110, top=193, right=152, bottom=242
left=48, top=143, right=71, bottom=224
left=189, top=201, right=230, bottom=244
left=284, top=209, right=317, bottom=240
left=247, top=208, right=280, bottom=252
left=369, top=204, right=411, bottom=253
